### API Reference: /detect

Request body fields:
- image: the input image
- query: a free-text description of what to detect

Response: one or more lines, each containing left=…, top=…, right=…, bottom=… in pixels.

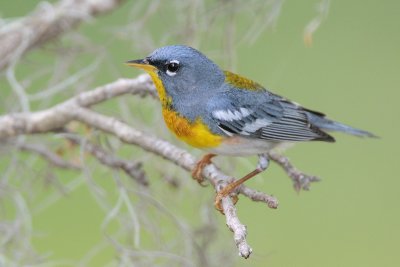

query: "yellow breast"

left=146, top=69, right=222, bottom=148
left=162, top=108, right=222, bottom=148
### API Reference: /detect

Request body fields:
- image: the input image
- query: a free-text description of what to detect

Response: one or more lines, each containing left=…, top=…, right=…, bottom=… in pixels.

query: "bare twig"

left=303, top=0, right=330, bottom=46
left=268, top=151, right=321, bottom=191
left=16, top=142, right=80, bottom=170
left=221, top=196, right=252, bottom=258
left=0, top=74, right=154, bottom=139
left=28, top=58, right=101, bottom=101
left=63, top=133, right=148, bottom=186
left=7, top=133, right=148, bottom=185
left=238, top=185, right=278, bottom=209
left=0, top=0, right=125, bottom=71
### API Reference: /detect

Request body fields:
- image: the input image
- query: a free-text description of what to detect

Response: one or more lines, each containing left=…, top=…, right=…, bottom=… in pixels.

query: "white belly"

left=205, top=136, right=294, bottom=156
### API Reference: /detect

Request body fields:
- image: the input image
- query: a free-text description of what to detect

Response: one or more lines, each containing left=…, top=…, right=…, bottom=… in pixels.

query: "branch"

left=13, top=135, right=148, bottom=185
left=238, top=186, right=278, bottom=209
left=0, top=74, right=154, bottom=139
left=63, top=133, right=148, bottom=186
left=0, top=74, right=319, bottom=258
left=16, top=142, right=80, bottom=170
left=268, top=151, right=320, bottom=191
left=222, top=197, right=252, bottom=258
left=0, top=0, right=125, bottom=71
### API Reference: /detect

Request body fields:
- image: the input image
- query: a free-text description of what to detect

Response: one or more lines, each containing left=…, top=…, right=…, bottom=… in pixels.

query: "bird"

left=126, top=45, right=375, bottom=211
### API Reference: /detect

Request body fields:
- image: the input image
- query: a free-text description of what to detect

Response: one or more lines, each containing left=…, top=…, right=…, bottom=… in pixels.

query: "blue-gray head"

left=126, top=45, right=225, bottom=99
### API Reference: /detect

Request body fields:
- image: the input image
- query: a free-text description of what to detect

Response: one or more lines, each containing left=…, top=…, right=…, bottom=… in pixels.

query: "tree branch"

left=0, top=74, right=321, bottom=258
left=268, top=151, right=320, bottom=191
left=0, top=74, right=154, bottom=139
left=0, top=0, right=125, bottom=71
left=63, top=133, right=149, bottom=186
left=16, top=142, right=81, bottom=170
left=222, top=197, right=252, bottom=259
left=237, top=185, right=279, bottom=209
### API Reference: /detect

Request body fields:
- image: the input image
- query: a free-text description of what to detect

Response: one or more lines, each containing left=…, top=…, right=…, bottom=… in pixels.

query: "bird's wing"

left=208, top=89, right=334, bottom=142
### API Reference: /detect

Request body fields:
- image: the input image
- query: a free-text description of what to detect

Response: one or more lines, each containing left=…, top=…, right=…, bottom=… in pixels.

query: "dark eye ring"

left=166, top=60, right=180, bottom=76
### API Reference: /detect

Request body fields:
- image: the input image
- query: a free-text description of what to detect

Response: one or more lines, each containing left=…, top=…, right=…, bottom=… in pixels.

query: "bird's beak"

left=125, top=58, right=157, bottom=72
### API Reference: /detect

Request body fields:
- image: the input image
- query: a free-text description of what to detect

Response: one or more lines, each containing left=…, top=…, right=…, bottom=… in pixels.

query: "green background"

left=1, top=0, right=399, bottom=266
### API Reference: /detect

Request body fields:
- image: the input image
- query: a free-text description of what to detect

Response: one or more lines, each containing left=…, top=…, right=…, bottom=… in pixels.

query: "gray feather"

left=306, top=112, right=377, bottom=138
left=207, top=88, right=335, bottom=142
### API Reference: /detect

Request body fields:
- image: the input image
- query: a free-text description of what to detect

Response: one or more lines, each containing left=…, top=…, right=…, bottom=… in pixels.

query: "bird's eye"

left=165, top=60, right=180, bottom=76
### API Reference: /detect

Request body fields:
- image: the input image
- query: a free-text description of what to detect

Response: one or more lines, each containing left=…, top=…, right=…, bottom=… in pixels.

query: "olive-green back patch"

left=224, top=70, right=263, bottom=91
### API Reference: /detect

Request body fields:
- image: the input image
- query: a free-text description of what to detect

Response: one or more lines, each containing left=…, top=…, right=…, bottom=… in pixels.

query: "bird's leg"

left=191, top=153, right=216, bottom=185
left=215, top=153, right=270, bottom=213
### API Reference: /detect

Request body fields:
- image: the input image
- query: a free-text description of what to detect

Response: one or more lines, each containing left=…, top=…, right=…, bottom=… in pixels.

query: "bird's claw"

left=214, top=191, right=239, bottom=214
left=191, top=154, right=216, bottom=186
left=191, top=166, right=207, bottom=186
left=214, top=180, right=241, bottom=214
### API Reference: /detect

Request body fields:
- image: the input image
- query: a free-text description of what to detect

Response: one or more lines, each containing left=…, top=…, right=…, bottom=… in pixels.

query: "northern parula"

left=127, top=45, right=375, bottom=210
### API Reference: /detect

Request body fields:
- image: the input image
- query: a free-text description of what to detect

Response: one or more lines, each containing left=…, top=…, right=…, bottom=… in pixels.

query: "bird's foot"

left=214, top=184, right=239, bottom=214
left=191, top=153, right=216, bottom=186
left=214, top=168, right=263, bottom=213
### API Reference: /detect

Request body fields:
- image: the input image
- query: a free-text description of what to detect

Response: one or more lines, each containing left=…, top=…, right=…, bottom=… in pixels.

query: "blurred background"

left=0, top=0, right=399, bottom=266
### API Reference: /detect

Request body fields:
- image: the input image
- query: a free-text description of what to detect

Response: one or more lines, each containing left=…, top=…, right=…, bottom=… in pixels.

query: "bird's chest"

left=162, top=108, right=222, bottom=149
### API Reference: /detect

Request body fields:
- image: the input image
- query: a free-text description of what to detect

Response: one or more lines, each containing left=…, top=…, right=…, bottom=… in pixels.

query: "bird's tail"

left=306, top=112, right=377, bottom=138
